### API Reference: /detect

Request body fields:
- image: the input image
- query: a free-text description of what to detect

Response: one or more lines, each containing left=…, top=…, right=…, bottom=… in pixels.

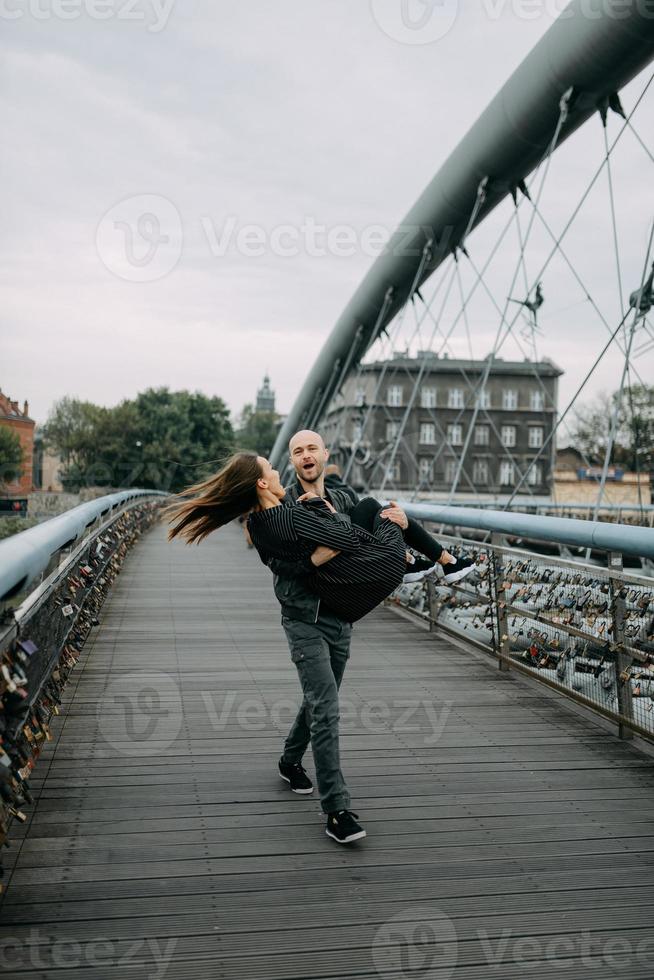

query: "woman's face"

left=257, top=457, right=285, bottom=499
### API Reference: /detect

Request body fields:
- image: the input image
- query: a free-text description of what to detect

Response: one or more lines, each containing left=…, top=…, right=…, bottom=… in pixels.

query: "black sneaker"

left=278, top=757, right=313, bottom=794
left=325, top=809, right=366, bottom=844
left=403, top=556, right=437, bottom=584
left=442, top=556, right=475, bottom=585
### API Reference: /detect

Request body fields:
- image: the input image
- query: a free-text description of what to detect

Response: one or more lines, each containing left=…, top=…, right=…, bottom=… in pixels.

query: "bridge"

left=1, top=488, right=653, bottom=978
left=2, top=1, right=654, bottom=976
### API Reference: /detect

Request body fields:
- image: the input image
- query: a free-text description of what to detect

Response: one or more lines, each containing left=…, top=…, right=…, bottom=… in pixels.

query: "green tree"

left=42, top=389, right=234, bottom=493
left=235, top=404, right=280, bottom=457
left=125, top=388, right=234, bottom=492
left=0, top=426, right=24, bottom=489
left=42, top=397, right=105, bottom=490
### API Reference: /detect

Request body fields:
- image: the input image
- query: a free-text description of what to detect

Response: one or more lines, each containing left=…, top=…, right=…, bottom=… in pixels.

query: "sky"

left=1, top=0, right=653, bottom=428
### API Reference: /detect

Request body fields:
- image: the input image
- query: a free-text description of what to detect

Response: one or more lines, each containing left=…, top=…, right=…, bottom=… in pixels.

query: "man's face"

left=289, top=430, right=329, bottom=484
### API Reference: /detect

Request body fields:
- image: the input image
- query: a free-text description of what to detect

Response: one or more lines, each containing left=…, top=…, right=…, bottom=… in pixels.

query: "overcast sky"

left=2, top=0, right=653, bottom=429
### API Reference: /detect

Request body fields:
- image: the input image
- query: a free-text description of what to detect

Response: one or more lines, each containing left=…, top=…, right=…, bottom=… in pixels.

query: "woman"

left=166, top=452, right=471, bottom=623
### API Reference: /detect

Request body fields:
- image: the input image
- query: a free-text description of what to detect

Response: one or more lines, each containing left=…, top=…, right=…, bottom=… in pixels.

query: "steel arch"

left=271, top=0, right=654, bottom=467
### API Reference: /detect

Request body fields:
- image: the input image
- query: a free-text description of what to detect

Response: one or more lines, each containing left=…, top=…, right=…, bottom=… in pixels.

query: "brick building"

left=0, top=388, right=35, bottom=495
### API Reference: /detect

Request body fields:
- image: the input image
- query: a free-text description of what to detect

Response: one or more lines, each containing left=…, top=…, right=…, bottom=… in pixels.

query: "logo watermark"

left=370, top=0, right=459, bottom=45
left=95, top=674, right=452, bottom=756
left=202, top=691, right=453, bottom=746
left=369, top=0, right=654, bottom=44
left=372, top=906, right=459, bottom=979
left=96, top=194, right=183, bottom=283
left=0, top=929, right=177, bottom=978
left=0, top=0, right=176, bottom=32
left=97, top=670, right=183, bottom=756
left=96, top=195, right=454, bottom=282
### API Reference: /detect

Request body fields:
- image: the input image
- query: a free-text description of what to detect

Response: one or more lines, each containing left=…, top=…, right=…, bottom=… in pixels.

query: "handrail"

left=399, top=501, right=654, bottom=561
left=0, top=490, right=169, bottom=601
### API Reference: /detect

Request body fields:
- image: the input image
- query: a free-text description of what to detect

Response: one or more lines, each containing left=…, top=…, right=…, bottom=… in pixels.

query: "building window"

left=473, top=459, right=489, bottom=484
left=386, top=460, right=401, bottom=482
left=445, top=460, right=458, bottom=484
left=474, top=425, right=489, bottom=446
left=386, top=421, right=400, bottom=442
left=499, top=461, right=515, bottom=486
left=476, top=387, right=491, bottom=409
left=530, top=390, right=544, bottom=411
left=419, top=458, right=434, bottom=482
left=448, top=388, right=465, bottom=409
left=527, top=461, right=542, bottom=485
left=528, top=426, right=543, bottom=448
left=387, top=385, right=403, bottom=407
left=503, top=389, right=518, bottom=410
left=352, top=421, right=363, bottom=442
left=447, top=424, right=463, bottom=446
left=501, top=425, right=516, bottom=448
left=355, top=387, right=365, bottom=408
left=421, top=387, right=437, bottom=409
left=419, top=423, right=436, bottom=445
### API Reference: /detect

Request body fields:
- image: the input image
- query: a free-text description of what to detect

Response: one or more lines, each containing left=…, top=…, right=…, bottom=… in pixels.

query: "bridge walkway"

left=1, top=522, right=653, bottom=978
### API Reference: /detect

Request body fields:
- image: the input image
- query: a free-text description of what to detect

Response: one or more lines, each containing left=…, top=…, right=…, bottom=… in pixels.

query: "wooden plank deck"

left=1, top=520, right=653, bottom=979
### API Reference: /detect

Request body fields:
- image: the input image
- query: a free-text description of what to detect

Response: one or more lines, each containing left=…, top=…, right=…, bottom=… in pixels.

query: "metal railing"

left=0, top=489, right=168, bottom=604
left=391, top=504, right=654, bottom=743
left=0, top=491, right=168, bottom=883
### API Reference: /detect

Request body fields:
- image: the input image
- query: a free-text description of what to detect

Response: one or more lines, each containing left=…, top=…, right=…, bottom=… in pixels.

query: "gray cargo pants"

left=280, top=611, right=352, bottom=814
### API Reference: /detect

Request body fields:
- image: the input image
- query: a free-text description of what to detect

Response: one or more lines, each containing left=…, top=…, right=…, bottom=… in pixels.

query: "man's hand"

left=298, top=491, right=336, bottom=513
left=380, top=500, right=408, bottom=530
left=310, top=545, right=340, bottom=567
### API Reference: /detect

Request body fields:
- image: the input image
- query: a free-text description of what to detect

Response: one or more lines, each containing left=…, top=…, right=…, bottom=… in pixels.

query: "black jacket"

left=267, top=479, right=355, bottom=623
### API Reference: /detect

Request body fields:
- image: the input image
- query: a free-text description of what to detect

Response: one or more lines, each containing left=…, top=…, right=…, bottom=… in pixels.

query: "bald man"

left=267, top=430, right=406, bottom=844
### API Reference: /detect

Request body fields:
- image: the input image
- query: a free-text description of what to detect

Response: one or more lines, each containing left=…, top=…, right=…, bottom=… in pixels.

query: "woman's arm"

left=291, top=506, right=362, bottom=552
left=250, top=504, right=361, bottom=555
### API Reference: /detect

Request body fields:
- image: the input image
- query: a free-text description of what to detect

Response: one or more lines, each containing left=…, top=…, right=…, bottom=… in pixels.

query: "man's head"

left=288, top=429, right=329, bottom=485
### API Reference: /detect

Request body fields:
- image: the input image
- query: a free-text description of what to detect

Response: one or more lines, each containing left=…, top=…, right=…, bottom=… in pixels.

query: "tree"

left=235, top=404, right=280, bottom=457
left=126, top=388, right=234, bottom=492
left=42, top=388, right=234, bottom=494
left=568, top=384, right=654, bottom=471
left=0, top=426, right=23, bottom=489
left=42, top=397, right=105, bottom=490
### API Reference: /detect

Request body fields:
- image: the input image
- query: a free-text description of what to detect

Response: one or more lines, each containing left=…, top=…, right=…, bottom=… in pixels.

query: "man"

left=323, top=463, right=359, bottom=506
left=267, top=429, right=408, bottom=845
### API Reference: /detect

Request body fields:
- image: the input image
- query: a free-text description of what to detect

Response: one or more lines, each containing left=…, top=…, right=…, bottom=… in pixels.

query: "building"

left=0, top=388, right=35, bottom=496
left=256, top=374, right=276, bottom=413
left=322, top=352, right=563, bottom=498
left=554, top=446, right=651, bottom=507
left=32, top=430, right=64, bottom=493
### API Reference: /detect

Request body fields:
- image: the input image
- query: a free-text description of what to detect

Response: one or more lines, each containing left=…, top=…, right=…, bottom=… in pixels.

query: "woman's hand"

left=297, top=491, right=336, bottom=513
left=310, top=545, right=340, bottom=566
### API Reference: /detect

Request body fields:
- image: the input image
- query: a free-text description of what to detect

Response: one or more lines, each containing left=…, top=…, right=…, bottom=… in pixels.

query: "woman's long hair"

left=165, top=452, right=263, bottom=545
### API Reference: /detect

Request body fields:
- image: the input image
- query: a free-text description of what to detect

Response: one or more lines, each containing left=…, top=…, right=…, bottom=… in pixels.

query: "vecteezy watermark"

left=96, top=194, right=183, bottom=283
left=201, top=691, right=453, bottom=746
left=370, top=0, right=460, bottom=44
left=476, top=928, right=654, bottom=971
left=97, top=671, right=183, bottom=757
left=369, top=0, right=654, bottom=45
left=0, top=929, right=177, bottom=978
left=96, top=197, right=455, bottom=282
left=372, top=906, right=459, bottom=979
left=0, top=0, right=176, bottom=32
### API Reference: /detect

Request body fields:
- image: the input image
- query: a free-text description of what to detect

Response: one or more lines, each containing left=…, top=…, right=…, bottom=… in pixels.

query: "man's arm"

left=267, top=555, right=314, bottom=579
left=268, top=546, right=339, bottom=577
